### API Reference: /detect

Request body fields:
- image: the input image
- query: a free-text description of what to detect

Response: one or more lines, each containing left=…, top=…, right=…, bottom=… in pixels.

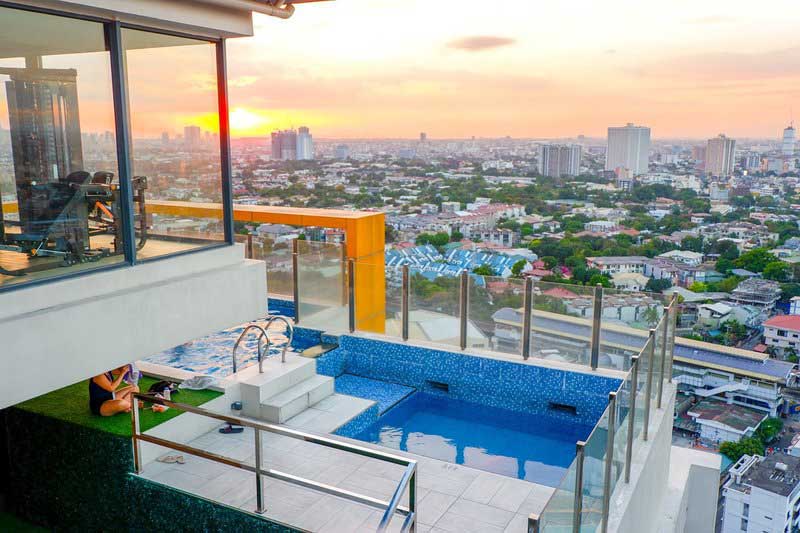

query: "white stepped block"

left=260, top=375, right=335, bottom=423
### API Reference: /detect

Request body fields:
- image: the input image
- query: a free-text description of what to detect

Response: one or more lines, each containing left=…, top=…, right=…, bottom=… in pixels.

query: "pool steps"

left=239, top=353, right=334, bottom=423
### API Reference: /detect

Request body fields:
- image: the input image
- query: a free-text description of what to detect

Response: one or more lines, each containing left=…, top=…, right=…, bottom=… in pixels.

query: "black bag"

left=148, top=380, right=178, bottom=395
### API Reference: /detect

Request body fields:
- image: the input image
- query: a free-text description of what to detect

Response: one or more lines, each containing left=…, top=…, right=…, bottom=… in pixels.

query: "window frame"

left=0, top=1, right=235, bottom=293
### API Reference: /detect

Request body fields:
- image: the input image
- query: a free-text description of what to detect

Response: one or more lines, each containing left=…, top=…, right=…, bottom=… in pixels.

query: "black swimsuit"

left=89, top=372, right=115, bottom=415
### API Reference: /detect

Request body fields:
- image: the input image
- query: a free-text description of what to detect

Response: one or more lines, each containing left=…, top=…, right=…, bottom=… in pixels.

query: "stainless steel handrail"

left=131, top=393, right=417, bottom=533
left=231, top=323, right=269, bottom=374
left=264, top=315, right=294, bottom=363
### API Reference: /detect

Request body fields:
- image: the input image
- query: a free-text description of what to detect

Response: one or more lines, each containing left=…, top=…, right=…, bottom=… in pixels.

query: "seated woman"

left=89, top=365, right=139, bottom=416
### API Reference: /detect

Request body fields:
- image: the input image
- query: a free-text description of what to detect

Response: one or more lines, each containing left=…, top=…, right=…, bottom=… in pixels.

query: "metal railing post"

left=527, top=513, right=540, bottom=533
left=573, top=441, right=586, bottom=533
left=348, top=259, right=356, bottom=333
left=643, top=329, right=655, bottom=441
left=668, top=294, right=678, bottom=383
left=459, top=270, right=468, bottom=350
left=602, top=392, right=617, bottom=533
left=254, top=428, right=265, bottom=514
left=292, top=238, right=300, bottom=324
left=246, top=233, right=253, bottom=259
left=409, top=468, right=417, bottom=533
left=522, top=277, right=533, bottom=359
left=625, top=356, right=639, bottom=483
left=401, top=265, right=410, bottom=341
left=657, top=308, right=669, bottom=409
left=131, top=398, right=142, bottom=474
left=590, top=284, right=603, bottom=370
left=340, top=245, right=348, bottom=307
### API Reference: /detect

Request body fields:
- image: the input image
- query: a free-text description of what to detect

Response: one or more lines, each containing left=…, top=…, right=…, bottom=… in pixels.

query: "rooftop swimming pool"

left=341, top=391, right=593, bottom=486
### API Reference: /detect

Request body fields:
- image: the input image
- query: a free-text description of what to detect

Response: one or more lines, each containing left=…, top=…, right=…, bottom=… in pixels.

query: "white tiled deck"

left=139, top=393, right=554, bottom=533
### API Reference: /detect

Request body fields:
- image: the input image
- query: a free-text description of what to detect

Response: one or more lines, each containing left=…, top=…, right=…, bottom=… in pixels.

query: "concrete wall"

left=0, top=245, right=266, bottom=409
left=607, top=384, right=676, bottom=533
left=11, top=0, right=254, bottom=37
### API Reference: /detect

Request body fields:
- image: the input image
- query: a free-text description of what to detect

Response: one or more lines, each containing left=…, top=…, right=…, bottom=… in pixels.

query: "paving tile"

left=417, top=490, right=457, bottom=526
left=515, top=484, right=555, bottom=516
left=446, top=499, right=515, bottom=528
left=461, top=473, right=506, bottom=505
left=487, top=478, right=535, bottom=513
left=503, top=513, right=531, bottom=533
left=433, top=510, right=505, bottom=533
left=317, top=499, right=374, bottom=533
left=149, top=468, right=206, bottom=493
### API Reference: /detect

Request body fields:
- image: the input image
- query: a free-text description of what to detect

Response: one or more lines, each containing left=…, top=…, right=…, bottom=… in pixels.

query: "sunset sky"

left=224, top=0, right=800, bottom=140
left=2, top=1, right=800, bottom=141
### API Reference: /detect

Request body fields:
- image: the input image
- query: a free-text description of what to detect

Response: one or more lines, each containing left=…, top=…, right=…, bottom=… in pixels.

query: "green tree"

left=511, top=260, right=528, bottom=278
left=755, top=418, right=784, bottom=444
left=646, top=278, right=672, bottom=292
left=688, top=281, right=708, bottom=293
left=715, top=257, right=735, bottom=275
left=719, top=437, right=765, bottom=462
left=473, top=264, right=495, bottom=276
left=450, top=230, right=464, bottom=242
left=763, top=261, right=791, bottom=282
left=540, top=256, right=558, bottom=269
left=588, top=274, right=612, bottom=288
left=416, top=232, right=450, bottom=247
left=734, top=248, right=777, bottom=273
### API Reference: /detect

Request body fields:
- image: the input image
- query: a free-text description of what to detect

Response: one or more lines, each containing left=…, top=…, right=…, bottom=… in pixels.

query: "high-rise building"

left=183, top=125, right=201, bottom=147
left=538, top=144, right=581, bottom=177
left=420, top=132, right=427, bottom=142
left=296, top=126, right=314, bottom=160
left=334, top=144, right=350, bottom=159
left=782, top=124, right=795, bottom=156
left=706, top=134, right=736, bottom=176
left=605, top=123, right=650, bottom=175
left=270, top=129, right=297, bottom=160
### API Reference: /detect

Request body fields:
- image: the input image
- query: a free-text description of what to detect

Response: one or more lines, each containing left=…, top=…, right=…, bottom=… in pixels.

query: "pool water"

left=143, top=323, right=299, bottom=378
left=347, top=392, right=593, bottom=487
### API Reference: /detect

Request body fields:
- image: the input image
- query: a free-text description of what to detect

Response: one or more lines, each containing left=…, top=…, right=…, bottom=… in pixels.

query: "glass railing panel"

left=252, top=234, right=295, bottom=300
left=598, top=287, right=666, bottom=372
left=407, top=269, right=462, bottom=348
left=531, top=281, right=595, bottom=367
left=651, top=313, right=667, bottom=404
left=295, top=240, right=347, bottom=332
left=610, top=373, right=632, bottom=498
left=352, top=259, right=396, bottom=336
left=539, top=455, right=578, bottom=532
left=580, top=408, right=609, bottom=531
left=469, top=275, right=525, bottom=354
left=632, top=335, right=652, bottom=441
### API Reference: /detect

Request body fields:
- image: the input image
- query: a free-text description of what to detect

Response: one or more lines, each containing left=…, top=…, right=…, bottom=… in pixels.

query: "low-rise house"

left=611, top=272, right=650, bottom=292
left=686, top=398, right=767, bottom=444
left=586, top=256, right=649, bottom=275
left=658, top=249, right=704, bottom=267
left=763, top=315, right=800, bottom=355
left=731, top=278, right=781, bottom=311
left=698, top=302, right=734, bottom=330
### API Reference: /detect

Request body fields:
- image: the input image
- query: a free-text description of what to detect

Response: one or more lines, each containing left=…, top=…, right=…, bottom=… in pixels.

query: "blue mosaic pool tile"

left=334, top=402, right=379, bottom=436
left=316, top=348, right=347, bottom=377
left=334, top=374, right=415, bottom=414
left=335, top=335, right=621, bottom=426
left=320, top=333, right=340, bottom=345
left=268, top=297, right=296, bottom=319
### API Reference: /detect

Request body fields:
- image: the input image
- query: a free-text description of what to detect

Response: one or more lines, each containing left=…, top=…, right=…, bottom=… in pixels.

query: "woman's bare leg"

left=99, top=399, right=132, bottom=417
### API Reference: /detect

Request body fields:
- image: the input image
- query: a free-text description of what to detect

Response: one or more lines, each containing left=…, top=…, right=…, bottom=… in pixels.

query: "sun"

left=229, top=107, right=270, bottom=136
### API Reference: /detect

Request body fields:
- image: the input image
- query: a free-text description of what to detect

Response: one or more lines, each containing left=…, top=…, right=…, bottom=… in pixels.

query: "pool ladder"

left=231, top=316, right=295, bottom=374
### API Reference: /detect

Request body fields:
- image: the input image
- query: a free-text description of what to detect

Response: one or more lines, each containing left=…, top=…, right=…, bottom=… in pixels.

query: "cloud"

left=446, top=35, right=516, bottom=52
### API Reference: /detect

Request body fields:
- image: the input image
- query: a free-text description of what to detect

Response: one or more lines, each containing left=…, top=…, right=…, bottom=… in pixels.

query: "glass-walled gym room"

left=0, top=4, right=232, bottom=289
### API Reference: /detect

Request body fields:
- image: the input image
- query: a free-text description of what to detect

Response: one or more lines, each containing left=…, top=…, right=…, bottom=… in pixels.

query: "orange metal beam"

left=2, top=200, right=386, bottom=332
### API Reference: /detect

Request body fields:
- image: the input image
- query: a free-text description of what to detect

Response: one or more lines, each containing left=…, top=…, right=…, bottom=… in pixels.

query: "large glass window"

left=0, top=7, right=123, bottom=288
left=122, top=29, right=224, bottom=259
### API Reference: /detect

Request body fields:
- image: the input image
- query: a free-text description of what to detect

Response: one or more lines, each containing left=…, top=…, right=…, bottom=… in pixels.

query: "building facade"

left=606, top=123, right=651, bottom=175
left=538, top=143, right=581, bottom=177
left=706, top=134, right=737, bottom=177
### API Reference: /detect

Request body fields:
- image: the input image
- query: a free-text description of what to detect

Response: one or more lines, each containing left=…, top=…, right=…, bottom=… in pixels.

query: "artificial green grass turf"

left=0, top=511, right=48, bottom=532
left=15, top=376, right=222, bottom=437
